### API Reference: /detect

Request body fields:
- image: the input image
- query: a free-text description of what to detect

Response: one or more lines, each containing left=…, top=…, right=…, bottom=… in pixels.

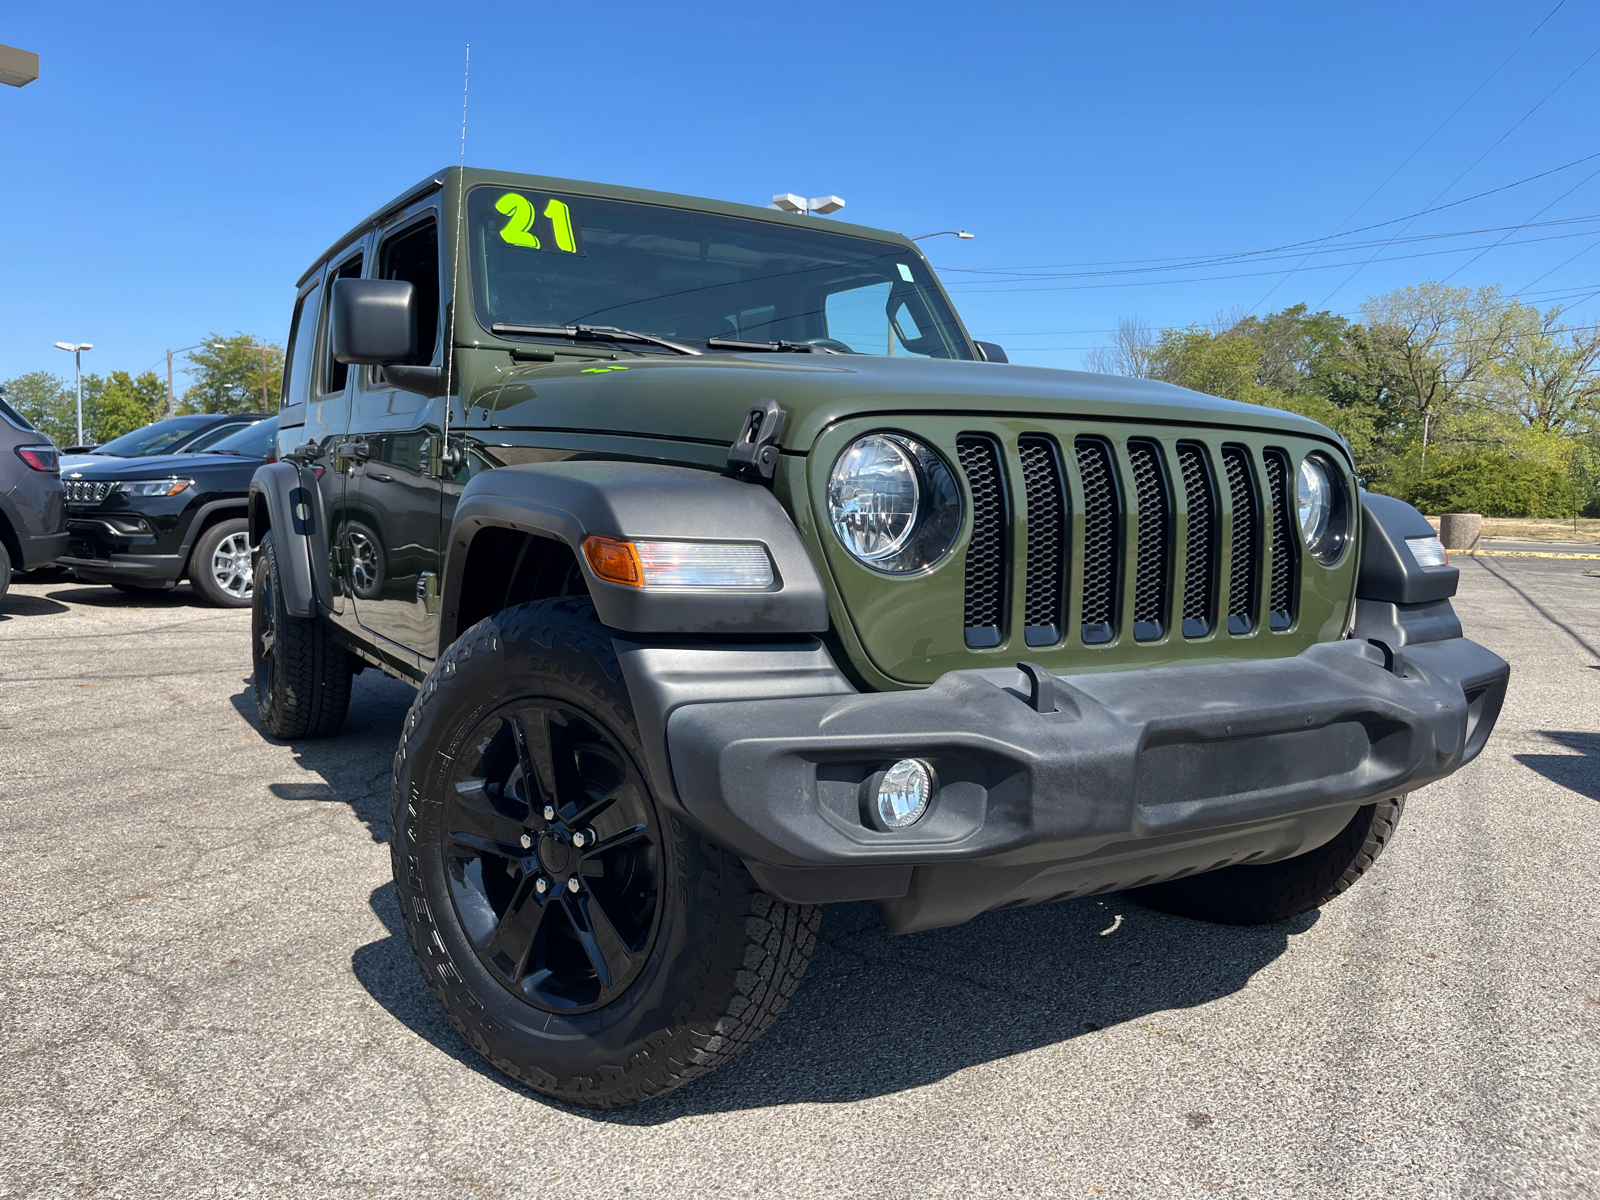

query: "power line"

left=1248, top=0, right=1572, bottom=313
left=1317, top=41, right=1600, bottom=306
left=945, top=226, right=1600, bottom=294
left=940, top=214, right=1600, bottom=284
left=1442, top=163, right=1600, bottom=282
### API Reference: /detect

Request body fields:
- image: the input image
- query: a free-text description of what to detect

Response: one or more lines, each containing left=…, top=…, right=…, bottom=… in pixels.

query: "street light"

left=769, top=193, right=846, bottom=216
left=52, top=341, right=93, bottom=447
left=912, top=230, right=975, bottom=240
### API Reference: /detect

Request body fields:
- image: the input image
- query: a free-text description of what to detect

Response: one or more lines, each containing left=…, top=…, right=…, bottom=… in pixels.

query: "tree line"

left=1085, top=281, right=1600, bottom=517
left=1, top=333, right=283, bottom=449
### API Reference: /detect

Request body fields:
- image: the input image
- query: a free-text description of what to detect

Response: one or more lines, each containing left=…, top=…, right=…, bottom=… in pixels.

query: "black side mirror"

left=974, top=340, right=1009, bottom=364
left=332, top=279, right=417, bottom=365
left=331, top=278, right=445, bottom=396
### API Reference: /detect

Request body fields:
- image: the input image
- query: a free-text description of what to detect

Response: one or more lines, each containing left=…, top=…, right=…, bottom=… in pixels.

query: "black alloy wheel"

left=446, top=699, right=662, bottom=1012
left=391, top=596, right=821, bottom=1107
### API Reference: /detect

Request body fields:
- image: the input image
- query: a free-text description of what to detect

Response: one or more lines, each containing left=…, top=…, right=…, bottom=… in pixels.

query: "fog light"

left=876, top=759, right=934, bottom=828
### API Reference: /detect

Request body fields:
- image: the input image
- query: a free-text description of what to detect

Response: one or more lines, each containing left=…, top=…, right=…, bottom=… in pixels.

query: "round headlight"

left=1297, top=454, right=1348, bottom=564
left=827, top=434, right=962, bottom=573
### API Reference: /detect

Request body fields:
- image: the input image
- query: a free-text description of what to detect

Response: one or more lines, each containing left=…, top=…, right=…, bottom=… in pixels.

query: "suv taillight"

left=15, top=444, right=58, bottom=472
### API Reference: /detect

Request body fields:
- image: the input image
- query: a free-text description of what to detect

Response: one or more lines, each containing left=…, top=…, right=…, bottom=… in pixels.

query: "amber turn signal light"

left=583, top=536, right=643, bottom=586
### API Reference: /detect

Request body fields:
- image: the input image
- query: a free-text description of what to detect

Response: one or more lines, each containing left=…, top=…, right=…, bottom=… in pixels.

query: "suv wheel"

left=391, top=597, right=820, bottom=1108
left=0, top=538, right=11, bottom=601
left=1128, top=797, right=1406, bottom=925
left=252, top=529, right=352, bottom=739
left=191, top=518, right=254, bottom=608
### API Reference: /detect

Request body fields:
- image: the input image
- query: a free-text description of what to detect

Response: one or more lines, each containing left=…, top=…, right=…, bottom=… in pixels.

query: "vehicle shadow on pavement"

left=44, top=582, right=197, bottom=608
left=350, top=876, right=1312, bottom=1119
left=229, top=670, right=418, bottom=844
left=0, top=590, right=70, bottom=619
left=1513, top=730, right=1600, bottom=802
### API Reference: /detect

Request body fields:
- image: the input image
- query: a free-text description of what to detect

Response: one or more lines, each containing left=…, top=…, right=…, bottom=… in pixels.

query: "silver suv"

left=0, top=388, right=66, bottom=600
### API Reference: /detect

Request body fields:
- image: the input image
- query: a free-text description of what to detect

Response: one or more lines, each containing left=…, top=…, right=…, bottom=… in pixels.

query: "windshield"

left=468, top=187, right=974, bottom=359
left=93, top=417, right=221, bottom=457
left=201, top=417, right=275, bottom=458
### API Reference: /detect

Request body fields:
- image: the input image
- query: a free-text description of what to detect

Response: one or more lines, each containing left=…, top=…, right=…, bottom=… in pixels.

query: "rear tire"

left=1128, top=797, right=1406, bottom=925
left=0, top=539, right=11, bottom=601
left=190, top=517, right=254, bottom=608
left=252, top=529, right=351, bottom=739
left=391, top=596, right=820, bottom=1108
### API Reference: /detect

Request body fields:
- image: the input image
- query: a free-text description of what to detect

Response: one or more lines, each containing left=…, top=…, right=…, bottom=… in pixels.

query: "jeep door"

left=276, top=245, right=365, bottom=621
left=346, top=208, right=445, bottom=661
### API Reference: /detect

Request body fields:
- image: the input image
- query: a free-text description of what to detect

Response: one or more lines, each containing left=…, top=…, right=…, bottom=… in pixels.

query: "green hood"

left=474, top=352, right=1346, bottom=460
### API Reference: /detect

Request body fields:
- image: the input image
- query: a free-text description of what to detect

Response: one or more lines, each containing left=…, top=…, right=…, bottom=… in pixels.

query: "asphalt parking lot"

left=1, top=558, right=1597, bottom=1199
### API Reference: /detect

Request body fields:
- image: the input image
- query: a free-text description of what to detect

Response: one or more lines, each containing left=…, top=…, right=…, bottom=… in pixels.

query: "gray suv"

left=0, top=390, right=66, bottom=600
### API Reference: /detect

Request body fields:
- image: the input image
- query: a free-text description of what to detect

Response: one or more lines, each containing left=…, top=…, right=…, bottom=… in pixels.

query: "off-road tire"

left=390, top=596, right=820, bottom=1108
left=1128, top=797, right=1406, bottom=925
left=189, top=517, right=253, bottom=608
left=252, top=529, right=351, bottom=739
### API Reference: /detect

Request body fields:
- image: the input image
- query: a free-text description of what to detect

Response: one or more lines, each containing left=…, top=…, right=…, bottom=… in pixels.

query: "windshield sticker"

left=495, top=192, right=585, bottom=255
left=897, top=262, right=915, bottom=282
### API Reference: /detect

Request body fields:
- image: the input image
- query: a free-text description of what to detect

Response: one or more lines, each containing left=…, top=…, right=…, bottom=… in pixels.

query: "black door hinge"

left=726, top=398, right=787, bottom=483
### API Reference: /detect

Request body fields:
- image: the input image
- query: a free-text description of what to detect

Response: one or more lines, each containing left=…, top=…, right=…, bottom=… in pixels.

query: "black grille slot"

left=957, top=435, right=1007, bottom=648
left=1075, top=437, right=1120, bottom=644
left=1127, top=440, right=1170, bottom=641
left=1221, top=446, right=1258, bottom=634
left=1018, top=435, right=1067, bottom=646
left=1176, top=442, right=1217, bottom=638
left=1264, top=449, right=1296, bottom=630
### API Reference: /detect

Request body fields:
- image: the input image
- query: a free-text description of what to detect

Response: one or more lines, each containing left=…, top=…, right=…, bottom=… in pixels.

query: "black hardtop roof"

left=296, top=167, right=922, bottom=289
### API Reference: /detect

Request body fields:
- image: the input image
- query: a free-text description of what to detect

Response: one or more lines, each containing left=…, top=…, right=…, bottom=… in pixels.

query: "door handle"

left=333, top=440, right=370, bottom=472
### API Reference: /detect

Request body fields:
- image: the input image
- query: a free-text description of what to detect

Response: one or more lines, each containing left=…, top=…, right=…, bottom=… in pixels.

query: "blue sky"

left=3, top=1, right=1598, bottom=385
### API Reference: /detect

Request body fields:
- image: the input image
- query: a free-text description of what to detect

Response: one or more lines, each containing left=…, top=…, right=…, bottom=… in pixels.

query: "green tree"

left=180, top=333, right=284, bottom=415
left=92, top=370, right=167, bottom=442
left=0, top=371, right=76, bottom=446
left=1484, top=303, right=1600, bottom=436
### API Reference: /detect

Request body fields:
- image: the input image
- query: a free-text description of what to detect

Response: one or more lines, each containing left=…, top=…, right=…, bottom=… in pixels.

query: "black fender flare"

left=438, top=461, right=829, bottom=651
left=248, top=462, right=320, bottom=617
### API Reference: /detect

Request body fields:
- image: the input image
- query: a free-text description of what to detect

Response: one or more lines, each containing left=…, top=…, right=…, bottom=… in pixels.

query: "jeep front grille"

left=955, top=435, right=1006, bottom=648
left=956, top=431, right=1298, bottom=650
left=63, top=480, right=115, bottom=505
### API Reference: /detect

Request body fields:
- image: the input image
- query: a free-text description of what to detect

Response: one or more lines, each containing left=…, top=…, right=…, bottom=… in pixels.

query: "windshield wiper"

left=203, top=449, right=244, bottom=456
left=491, top=323, right=701, bottom=356
left=704, top=338, right=835, bottom=354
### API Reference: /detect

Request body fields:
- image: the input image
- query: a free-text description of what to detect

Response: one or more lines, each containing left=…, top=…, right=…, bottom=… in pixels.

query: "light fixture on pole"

left=769, top=193, right=846, bottom=216
left=165, top=342, right=209, bottom=417
left=912, top=230, right=975, bottom=240
left=53, top=341, right=93, bottom=447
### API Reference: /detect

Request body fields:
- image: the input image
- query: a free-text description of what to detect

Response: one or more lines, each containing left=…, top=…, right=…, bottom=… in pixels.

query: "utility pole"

left=260, top=343, right=271, bottom=410
left=167, top=349, right=175, bottom=417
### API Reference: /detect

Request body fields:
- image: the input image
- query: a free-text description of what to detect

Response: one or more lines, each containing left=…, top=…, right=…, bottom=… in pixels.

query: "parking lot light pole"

left=52, top=341, right=93, bottom=446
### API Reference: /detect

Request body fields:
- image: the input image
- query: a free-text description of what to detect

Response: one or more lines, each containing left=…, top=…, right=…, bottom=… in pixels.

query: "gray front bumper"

left=617, top=634, right=1508, bottom=933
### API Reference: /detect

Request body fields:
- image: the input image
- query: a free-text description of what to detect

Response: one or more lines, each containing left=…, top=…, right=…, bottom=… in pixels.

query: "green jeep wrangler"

left=249, top=167, right=1509, bottom=1107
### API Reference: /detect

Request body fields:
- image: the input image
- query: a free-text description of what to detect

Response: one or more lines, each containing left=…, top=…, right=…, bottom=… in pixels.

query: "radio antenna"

left=442, top=43, right=469, bottom=457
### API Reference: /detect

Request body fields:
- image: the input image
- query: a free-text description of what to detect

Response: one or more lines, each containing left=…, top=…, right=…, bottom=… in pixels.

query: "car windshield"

left=468, top=186, right=974, bottom=359
left=93, top=417, right=221, bottom=457
left=201, top=417, right=276, bottom=458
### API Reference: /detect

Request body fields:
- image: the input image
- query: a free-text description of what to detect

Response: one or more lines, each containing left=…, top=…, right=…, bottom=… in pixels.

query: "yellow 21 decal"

left=495, top=193, right=582, bottom=254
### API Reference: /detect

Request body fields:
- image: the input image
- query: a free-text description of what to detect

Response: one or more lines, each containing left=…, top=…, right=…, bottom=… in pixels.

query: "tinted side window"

left=282, top=282, right=322, bottom=409
left=321, top=254, right=365, bottom=395
left=378, top=217, right=440, bottom=366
